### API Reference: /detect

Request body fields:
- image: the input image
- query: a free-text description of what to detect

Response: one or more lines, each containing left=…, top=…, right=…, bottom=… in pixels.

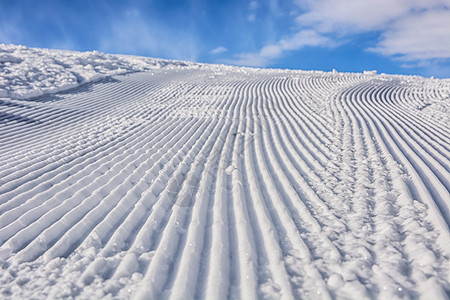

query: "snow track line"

left=354, top=84, right=450, bottom=229
left=1, top=68, right=449, bottom=299
left=340, top=81, right=450, bottom=297
left=337, top=82, right=415, bottom=296
left=367, top=84, right=450, bottom=186
left=383, top=85, right=450, bottom=151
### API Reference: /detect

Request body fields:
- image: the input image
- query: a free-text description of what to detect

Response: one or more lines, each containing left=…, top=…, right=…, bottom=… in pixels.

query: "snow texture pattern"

left=1, top=45, right=450, bottom=299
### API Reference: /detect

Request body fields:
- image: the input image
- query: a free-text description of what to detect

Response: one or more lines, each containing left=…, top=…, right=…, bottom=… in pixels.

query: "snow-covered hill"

left=0, top=44, right=198, bottom=100
left=1, top=45, right=449, bottom=299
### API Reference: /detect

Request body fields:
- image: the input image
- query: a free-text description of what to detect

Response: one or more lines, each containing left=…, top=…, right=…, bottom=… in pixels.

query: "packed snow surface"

left=1, top=45, right=450, bottom=299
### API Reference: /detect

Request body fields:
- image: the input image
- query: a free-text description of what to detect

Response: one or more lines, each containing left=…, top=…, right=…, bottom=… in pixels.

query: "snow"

left=0, top=44, right=197, bottom=100
left=1, top=45, right=450, bottom=299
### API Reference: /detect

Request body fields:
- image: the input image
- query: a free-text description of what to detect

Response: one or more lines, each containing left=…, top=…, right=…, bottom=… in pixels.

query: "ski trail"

left=1, top=67, right=449, bottom=299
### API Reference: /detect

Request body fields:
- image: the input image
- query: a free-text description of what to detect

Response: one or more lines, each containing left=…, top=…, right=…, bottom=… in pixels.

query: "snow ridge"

left=0, top=47, right=449, bottom=299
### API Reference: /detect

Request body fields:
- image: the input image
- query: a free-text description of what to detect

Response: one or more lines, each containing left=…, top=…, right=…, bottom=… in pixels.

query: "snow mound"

left=0, top=44, right=197, bottom=100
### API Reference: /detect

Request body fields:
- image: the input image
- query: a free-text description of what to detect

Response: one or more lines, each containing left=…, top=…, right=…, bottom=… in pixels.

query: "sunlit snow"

left=1, top=45, right=449, bottom=299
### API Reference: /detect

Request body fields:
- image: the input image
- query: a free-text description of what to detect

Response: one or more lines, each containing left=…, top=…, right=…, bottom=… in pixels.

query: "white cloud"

left=228, top=0, right=450, bottom=68
left=278, top=30, right=332, bottom=51
left=370, top=9, right=450, bottom=60
left=296, top=0, right=447, bottom=32
left=230, top=30, right=331, bottom=67
left=210, top=46, right=228, bottom=55
left=295, top=0, right=450, bottom=61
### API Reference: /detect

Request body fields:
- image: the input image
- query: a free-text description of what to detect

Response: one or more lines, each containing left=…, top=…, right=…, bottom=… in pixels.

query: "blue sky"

left=1, top=0, right=450, bottom=77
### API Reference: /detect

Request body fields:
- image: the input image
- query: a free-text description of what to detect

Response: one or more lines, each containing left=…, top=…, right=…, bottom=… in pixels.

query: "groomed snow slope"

left=1, top=46, right=450, bottom=299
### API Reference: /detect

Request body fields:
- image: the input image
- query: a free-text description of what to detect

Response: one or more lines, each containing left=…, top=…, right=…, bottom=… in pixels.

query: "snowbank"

left=0, top=44, right=196, bottom=100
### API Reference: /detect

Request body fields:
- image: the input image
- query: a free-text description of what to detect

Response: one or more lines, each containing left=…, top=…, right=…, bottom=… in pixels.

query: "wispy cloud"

left=231, top=0, right=450, bottom=68
left=295, top=0, right=450, bottom=61
left=369, top=9, right=450, bottom=61
left=295, top=0, right=438, bottom=32
left=247, top=14, right=256, bottom=22
left=99, top=9, right=199, bottom=61
left=210, top=46, right=228, bottom=55
left=0, top=19, right=23, bottom=45
left=249, top=1, right=259, bottom=10
left=247, top=1, right=259, bottom=22
left=230, top=30, right=331, bottom=67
